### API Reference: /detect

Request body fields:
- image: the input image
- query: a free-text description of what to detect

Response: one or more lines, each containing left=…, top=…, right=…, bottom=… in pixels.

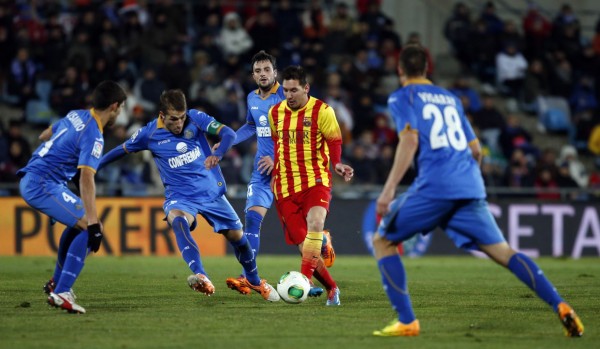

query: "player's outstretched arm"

left=376, top=130, right=418, bottom=216
left=233, top=122, right=256, bottom=146
left=205, top=125, right=236, bottom=169
left=98, top=145, right=128, bottom=170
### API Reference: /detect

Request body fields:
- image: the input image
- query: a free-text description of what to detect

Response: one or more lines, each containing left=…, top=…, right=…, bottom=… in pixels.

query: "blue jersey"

left=17, top=109, right=105, bottom=182
left=388, top=79, right=485, bottom=199
left=122, top=109, right=227, bottom=201
left=243, top=82, right=284, bottom=184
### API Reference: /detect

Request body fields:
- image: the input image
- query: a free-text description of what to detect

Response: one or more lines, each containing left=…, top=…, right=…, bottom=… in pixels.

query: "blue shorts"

left=244, top=179, right=273, bottom=212
left=378, top=193, right=505, bottom=251
left=19, top=172, right=84, bottom=228
left=164, top=195, right=243, bottom=233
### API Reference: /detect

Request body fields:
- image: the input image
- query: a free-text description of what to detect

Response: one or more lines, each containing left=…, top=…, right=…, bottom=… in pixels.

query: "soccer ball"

left=276, top=271, right=310, bottom=304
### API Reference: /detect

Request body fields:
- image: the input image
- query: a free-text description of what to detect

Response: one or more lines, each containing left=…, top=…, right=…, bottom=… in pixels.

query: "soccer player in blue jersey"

left=223, top=51, right=330, bottom=298
left=372, top=45, right=584, bottom=337
left=18, top=81, right=127, bottom=314
left=99, top=89, right=279, bottom=302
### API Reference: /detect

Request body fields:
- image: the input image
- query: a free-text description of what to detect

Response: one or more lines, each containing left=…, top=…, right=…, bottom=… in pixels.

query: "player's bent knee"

left=372, top=232, right=397, bottom=259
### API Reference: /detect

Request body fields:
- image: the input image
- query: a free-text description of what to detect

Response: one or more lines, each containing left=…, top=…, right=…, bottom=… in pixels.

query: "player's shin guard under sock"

left=55, top=231, right=88, bottom=294
left=230, top=234, right=260, bottom=285
left=237, top=210, right=263, bottom=277
left=378, top=255, right=416, bottom=324
left=172, top=216, right=205, bottom=275
left=508, top=252, right=563, bottom=310
left=52, top=226, right=81, bottom=283
left=245, top=210, right=263, bottom=255
left=314, top=259, right=336, bottom=290
left=301, top=232, right=323, bottom=279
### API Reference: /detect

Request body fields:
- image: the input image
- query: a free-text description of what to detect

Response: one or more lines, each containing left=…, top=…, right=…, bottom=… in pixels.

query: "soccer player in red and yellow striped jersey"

left=269, top=66, right=354, bottom=306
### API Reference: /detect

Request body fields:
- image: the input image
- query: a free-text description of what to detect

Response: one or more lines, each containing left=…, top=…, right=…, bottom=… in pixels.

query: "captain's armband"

left=207, top=121, right=224, bottom=135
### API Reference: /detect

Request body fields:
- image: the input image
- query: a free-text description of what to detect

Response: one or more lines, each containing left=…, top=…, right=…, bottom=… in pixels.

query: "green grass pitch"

left=0, top=255, right=597, bottom=349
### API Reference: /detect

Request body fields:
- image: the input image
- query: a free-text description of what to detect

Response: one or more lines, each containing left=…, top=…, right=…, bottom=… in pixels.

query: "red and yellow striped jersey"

left=269, top=96, right=343, bottom=200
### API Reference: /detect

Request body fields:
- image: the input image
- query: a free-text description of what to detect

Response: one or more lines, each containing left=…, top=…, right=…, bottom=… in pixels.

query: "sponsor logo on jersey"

left=256, top=127, right=271, bottom=137
left=168, top=146, right=201, bottom=168
left=130, top=129, right=140, bottom=142
left=176, top=142, right=188, bottom=153
left=66, top=111, right=85, bottom=131
left=92, top=141, right=103, bottom=158
left=259, top=115, right=268, bottom=126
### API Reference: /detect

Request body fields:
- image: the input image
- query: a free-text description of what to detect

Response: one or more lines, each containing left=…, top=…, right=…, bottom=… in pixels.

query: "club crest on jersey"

left=303, top=117, right=312, bottom=127
left=92, top=141, right=103, bottom=158
left=184, top=130, right=193, bottom=139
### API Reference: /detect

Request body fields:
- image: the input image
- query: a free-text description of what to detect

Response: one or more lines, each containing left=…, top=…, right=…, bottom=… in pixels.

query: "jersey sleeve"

left=189, top=109, right=222, bottom=135
left=318, top=104, right=342, bottom=141
left=456, top=98, right=477, bottom=143
left=389, top=91, right=418, bottom=133
left=123, top=125, right=150, bottom=153
left=77, top=125, right=104, bottom=173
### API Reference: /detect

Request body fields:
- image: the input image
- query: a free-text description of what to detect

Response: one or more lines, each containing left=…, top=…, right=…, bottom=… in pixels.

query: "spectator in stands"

left=587, top=157, right=600, bottom=201
left=498, top=19, right=525, bottom=54
left=479, top=1, right=504, bottom=37
left=535, top=165, right=560, bottom=200
left=556, top=162, right=581, bottom=200
left=347, top=143, right=377, bottom=184
left=247, top=6, right=279, bottom=56
left=558, top=144, right=588, bottom=188
left=589, top=122, right=600, bottom=156
left=50, top=66, right=87, bottom=117
left=448, top=75, right=482, bottom=113
left=472, top=94, right=506, bottom=152
left=503, top=148, right=534, bottom=190
left=469, top=19, right=498, bottom=85
left=160, top=47, right=191, bottom=93
left=522, top=3, right=552, bottom=60
left=552, top=4, right=581, bottom=47
left=275, top=0, right=304, bottom=46
left=135, top=66, right=165, bottom=114
left=8, top=47, right=37, bottom=108
left=522, top=59, right=549, bottom=114
left=499, top=114, right=538, bottom=160
left=324, top=83, right=353, bottom=144
left=495, top=42, right=528, bottom=99
left=88, top=57, right=112, bottom=88
left=219, top=12, right=253, bottom=59
left=358, top=0, right=390, bottom=38
left=67, top=31, right=93, bottom=73
left=444, top=2, right=472, bottom=70
left=548, top=50, right=573, bottom=98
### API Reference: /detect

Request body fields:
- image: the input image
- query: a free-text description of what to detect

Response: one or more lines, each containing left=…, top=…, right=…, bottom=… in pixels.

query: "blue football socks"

left=245, top=210, right=263, bottom=257
left=54, top=230, right=88, bottom=294
left=230, top=234, right=260, bottom=285
left=52, top=226, right=81, bottom=284
left=172, top=216, right=205, bottom=276
left=508, top=252, right=563, bottom=311
left=378, top=255, right=416, bottom=324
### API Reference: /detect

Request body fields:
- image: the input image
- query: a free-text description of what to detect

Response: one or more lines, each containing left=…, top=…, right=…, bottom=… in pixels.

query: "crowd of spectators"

left=0, top=0, right=599, bottom=200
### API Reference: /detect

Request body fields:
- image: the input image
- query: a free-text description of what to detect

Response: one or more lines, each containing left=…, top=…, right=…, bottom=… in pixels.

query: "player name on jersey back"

left=417, top=92, right=457, bottom=106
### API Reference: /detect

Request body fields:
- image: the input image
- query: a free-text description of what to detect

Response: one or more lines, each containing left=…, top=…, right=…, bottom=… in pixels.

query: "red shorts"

left=274, top=185, right=332, bottom=245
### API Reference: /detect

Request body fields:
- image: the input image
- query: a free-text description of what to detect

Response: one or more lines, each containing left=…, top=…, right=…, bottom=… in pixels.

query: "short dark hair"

left=251, top=50, right=277, bottom=70
left=159, top=89, right=187, bottom=113
left=281, top=65, right=307, bottom=85
left=92, top=81, right=126, bottom=110
left=400, top=45, right=428, bottom=77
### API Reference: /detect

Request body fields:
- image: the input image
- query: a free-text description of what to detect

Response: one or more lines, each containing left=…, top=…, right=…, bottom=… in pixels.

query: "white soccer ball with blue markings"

left=276, top=271, right=310, bottom=304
